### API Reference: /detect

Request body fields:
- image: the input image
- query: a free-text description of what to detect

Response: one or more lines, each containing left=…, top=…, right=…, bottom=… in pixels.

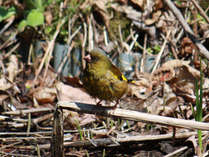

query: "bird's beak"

left=83, top=54, right=91, bottom=63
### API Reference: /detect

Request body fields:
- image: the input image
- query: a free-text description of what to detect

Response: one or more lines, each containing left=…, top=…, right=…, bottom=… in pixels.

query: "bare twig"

left=34, top=18, right=66, bottom=84
left=151, top=30, right=171, bottom=73
left=0, top=115, right=27, bottom=122
left=82, top=21, right=87, bottom=70
left=58, top=101, right=209, bottom=131
left=17, top=131, right=208, bottom=150
left=88, top=14, right=94, bottom=51
left=164, top=146, right=188, bottom=157
left=33, top=113, right=53, bottom=124
left=140, top=33, right=147, bottom=72
left=191, top=0, right=209, bottom=23
left=164, top=0, right=209, bottom=60
left=2, top=107, right=53, bottom=115
left=0, top=16, right=15, bottom=35
left=4, top=42, right=20, bottom=58
left=56, top=41, right=75, bottom=75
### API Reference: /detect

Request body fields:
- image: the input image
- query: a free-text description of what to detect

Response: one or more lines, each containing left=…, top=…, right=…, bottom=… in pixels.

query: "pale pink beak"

left=83, top=54, right=91, bottom=63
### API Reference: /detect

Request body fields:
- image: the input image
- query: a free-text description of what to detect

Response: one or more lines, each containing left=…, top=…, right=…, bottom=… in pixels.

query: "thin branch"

left=151, top=30, right=171, bottom=73
left=33, top=16, right=66, bottom=85
left=88, top=14, right=94, bottom=51
left=19, top=131, right=208, bottom=150
left=164, top=0, right=209, bottom=60
left=140, top=33, right=147, bottom=72
left=2, top=107, right=53, bottom=115
left=191, top=0, right=209, bottom=24
left=58, top=101, right=209, bottom=131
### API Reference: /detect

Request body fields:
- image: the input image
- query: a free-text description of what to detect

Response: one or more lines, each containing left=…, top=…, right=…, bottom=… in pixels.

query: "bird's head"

left=84, top=49, right=111, bottom=67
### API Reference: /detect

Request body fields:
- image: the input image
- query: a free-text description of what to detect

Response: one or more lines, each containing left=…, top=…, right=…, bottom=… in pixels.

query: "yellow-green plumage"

left=82, top=49, right=128, bottom=105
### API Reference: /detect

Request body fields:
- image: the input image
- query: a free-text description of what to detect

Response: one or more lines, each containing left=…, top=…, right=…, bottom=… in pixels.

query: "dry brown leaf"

left=146, top=97, right=163, bottom=115
left=152, top=59, right=201, bottom=101
left=56, top=82, right=95, bottom=104
left=145, top=10, right=161, bottom=25
left=154, top=0, right=164, bottom=10
left=180, top=37, right=198, bottom=58
left=33, top=87, right=57, bottom=104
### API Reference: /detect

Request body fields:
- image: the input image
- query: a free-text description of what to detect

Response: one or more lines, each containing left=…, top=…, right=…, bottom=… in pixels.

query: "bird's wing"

left=110, top=64, right=127, bottom=81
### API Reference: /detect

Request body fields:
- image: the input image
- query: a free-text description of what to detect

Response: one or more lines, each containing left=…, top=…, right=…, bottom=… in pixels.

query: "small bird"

left=82, top=49, right=128, bottom=107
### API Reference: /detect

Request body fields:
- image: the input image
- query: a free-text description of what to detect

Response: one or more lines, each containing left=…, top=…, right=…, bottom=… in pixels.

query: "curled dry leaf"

left=7, top=55, right=19, bottom=82
left=180, top=37, right=198, bottom=58
left=33, top=87, right=57, bottom=104
left=152, top=59, right=201, bottom=99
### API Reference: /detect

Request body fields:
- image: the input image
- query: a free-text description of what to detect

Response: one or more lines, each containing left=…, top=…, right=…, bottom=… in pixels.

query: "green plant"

left=102, top=148, right=106, bottom=157
left=146, top=45, right=161, bottom=55
left=0, top=6, right=16, bottom=22
left=44, top=0, right=84, bottom=42
left=76, top=121, right=84, bottom=141
left=193, top=61, right=203, bottom=154
left=18, top=0, right=45, bottom=30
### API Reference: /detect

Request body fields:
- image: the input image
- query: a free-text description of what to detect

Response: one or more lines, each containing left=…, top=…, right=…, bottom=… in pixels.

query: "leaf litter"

left=0, top=0, right=209, bottom=156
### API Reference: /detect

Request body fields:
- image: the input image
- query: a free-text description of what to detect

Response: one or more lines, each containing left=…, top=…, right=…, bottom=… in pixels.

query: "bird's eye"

left=91, top=56, right=98, bottom=62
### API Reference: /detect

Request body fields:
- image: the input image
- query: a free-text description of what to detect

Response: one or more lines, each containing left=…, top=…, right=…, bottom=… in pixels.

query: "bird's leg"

left=112, top=100, right=119, bottom=108
left=96, top=99, right=103, bottom=106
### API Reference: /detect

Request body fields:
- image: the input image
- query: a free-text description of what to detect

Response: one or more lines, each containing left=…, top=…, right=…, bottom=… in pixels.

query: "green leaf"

left=153, top=45, right=161, bottom=53
left=26, top=9, right=44, bottom=27
left=35, top=0, right=44, bottom=12
left=18, top=20, right=27, bottom=31
left=0, top=6, right=16, bottom=22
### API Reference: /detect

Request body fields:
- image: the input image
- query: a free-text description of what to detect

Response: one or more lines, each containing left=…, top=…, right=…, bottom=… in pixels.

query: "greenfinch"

left=82, top=49, right=128, bottom=107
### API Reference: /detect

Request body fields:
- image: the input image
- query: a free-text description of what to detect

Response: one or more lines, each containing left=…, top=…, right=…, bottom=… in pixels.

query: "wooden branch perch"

left=58, top=101, right=209, bottom=131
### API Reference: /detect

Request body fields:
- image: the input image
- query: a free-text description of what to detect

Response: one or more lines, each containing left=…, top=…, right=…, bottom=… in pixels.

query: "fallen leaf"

left=33, top=87, right=57, bottom=104
left=56, top=82, right=95, bottom=104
